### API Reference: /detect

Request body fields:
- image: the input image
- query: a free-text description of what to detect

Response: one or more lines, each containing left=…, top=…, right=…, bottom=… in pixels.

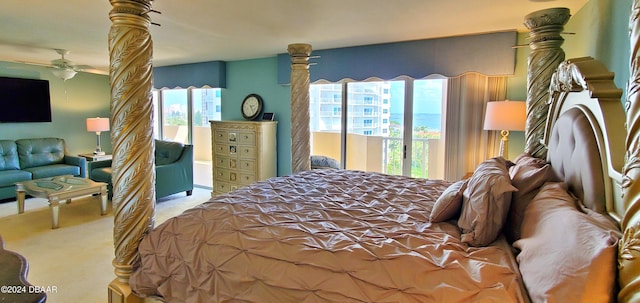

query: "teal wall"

left=563, top=0, right=631, bottom=95
left=505, top=0, right=632, bottom=159
left=0, top=61, right=111, bottom=155
left=503, top=33, right=530, bottom=160
left=0, top=0, right=632, bottom=175
left=222, top=57, right=292, bottom=175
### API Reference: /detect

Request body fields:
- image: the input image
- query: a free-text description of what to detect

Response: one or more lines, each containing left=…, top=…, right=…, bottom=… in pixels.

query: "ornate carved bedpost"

left=620, top=1, right=640, bottom=302
left=523, top=8, right=571, bottom=159
left=288, top=43, right=312, bottom=173
left=107, top=0, right=155, bottom=302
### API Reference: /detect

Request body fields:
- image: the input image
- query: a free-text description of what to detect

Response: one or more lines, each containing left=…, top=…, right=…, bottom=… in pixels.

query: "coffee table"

left=15, top=175, right=108, bottom=229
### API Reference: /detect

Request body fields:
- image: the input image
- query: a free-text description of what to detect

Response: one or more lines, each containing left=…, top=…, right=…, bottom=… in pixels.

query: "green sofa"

left=0, top=138, right=86, bottom=200
left=89, top=140, right=194, bottom=199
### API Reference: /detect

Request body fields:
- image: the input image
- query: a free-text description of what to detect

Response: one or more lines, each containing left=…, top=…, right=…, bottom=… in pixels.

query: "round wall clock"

left=241, top=94, right=263, bottom=120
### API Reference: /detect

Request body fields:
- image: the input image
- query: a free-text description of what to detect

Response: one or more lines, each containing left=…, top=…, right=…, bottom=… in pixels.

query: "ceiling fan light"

left=51, top=68, right=77, bottom=81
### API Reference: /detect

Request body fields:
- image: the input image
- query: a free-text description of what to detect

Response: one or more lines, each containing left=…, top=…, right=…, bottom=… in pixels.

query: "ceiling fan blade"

left=10, top=48, right=108, bottom=77
left=75, top=65, right=109, bottom=75
left=14, top=59, right=54, bottom=67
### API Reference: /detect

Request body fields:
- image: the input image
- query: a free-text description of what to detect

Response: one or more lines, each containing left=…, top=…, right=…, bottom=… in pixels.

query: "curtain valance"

left=153, top=61, right=226, bottom=89
left=277, top=31, right=516, bottom=84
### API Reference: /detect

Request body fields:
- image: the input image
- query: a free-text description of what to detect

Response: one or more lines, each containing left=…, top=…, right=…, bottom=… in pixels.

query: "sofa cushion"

left=155, top=140, right=185, bottom=166
left=25, top=164, right=80, bottom=179
left=0, top=170, right=32, bottom=187
left=0, top=140, right=19, bottom=170
left=16, top=138, right=65, bottom=169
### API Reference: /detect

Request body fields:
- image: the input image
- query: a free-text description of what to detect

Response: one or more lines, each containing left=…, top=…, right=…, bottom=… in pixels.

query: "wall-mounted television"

left=0, top=76, right=52, bottom=123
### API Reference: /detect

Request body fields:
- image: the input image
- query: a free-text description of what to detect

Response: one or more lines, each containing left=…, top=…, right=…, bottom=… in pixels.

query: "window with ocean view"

left=309, top=78, right=446, bottom=179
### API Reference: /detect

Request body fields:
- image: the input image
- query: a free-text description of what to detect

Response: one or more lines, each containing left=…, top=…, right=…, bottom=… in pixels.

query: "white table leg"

left=17, top=190, right=25, bottom=214
left=100, top=193, right=107, bottom=216
left=50, top=201, right=60, bottom=229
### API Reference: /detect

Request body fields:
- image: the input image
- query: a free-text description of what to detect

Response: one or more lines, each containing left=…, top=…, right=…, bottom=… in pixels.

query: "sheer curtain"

left=444, top=73, right=506, bottom=180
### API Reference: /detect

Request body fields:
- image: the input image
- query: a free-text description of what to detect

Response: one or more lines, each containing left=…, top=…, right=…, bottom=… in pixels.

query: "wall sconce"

left=483, top=100, right=526, bottom=158
left=86, top=117, right=110, bottom=155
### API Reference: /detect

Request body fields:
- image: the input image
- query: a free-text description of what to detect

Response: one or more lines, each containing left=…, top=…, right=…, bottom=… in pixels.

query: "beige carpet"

left=0, top=187, right=212, bottom=303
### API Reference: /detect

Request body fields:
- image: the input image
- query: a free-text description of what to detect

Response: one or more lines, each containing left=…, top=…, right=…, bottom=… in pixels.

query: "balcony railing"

left=311, top=131, right=444, bottom=179
left=381, top=136, right=437, bottom=178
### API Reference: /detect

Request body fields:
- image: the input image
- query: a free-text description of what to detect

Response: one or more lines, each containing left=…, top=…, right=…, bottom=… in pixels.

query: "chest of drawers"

left=210, top=120, right=277, bottom=195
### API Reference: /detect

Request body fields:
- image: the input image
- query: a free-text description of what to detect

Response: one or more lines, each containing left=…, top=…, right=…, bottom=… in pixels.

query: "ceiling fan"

left=50, top=49, right=108, bottom=81
left=18, top=49, right=106, bottom=81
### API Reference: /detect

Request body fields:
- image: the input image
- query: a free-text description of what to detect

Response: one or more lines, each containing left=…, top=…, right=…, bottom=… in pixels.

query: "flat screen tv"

left=0, top=76, right=52, bottom=123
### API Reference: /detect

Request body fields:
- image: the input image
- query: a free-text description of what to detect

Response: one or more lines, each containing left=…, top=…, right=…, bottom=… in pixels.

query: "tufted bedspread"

left=130, top=169, right=526, bottom=303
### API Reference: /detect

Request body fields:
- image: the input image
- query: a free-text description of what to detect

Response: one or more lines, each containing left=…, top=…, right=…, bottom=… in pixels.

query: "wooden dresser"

left=210, top=120, right=277, bottom=195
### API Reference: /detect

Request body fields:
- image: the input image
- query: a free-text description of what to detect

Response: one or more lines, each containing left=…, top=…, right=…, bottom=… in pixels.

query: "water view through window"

left=310, top=79, right=446, bottom=179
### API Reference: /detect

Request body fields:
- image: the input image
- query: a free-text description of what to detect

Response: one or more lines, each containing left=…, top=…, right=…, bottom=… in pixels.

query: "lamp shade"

left=483, top=101, right=526, bottom=131
left=86, top=117, right=110, bottom=132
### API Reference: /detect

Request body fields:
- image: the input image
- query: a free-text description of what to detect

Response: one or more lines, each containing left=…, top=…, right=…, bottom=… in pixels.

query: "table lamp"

left=86, top=117, right=110, bottom=156
left=483, top=100, right=526, bottom=158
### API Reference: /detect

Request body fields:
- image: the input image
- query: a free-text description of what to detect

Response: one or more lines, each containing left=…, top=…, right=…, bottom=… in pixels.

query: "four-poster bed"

left=106, top=1, right=640, bottom=303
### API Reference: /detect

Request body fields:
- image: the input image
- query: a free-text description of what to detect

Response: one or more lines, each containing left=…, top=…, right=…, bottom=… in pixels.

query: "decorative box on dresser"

left=210, top=120, right=277, bottom=195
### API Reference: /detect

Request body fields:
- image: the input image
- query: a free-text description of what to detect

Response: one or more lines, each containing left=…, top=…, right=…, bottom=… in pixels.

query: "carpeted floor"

left=0, top=187, right=212, bottom=303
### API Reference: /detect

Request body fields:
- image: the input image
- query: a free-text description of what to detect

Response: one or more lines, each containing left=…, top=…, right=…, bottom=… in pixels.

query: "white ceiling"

left=0, top=0, right=587, bottom=75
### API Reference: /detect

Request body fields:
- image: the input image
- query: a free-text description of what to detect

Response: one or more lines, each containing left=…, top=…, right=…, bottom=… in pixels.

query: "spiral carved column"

left=620, top=1, right=640, bottom=302
left=288, top=43, right=312, bottom=173
left=523, top=8, right=571, bottom=159
left=107, top=0, right=155, bottom=302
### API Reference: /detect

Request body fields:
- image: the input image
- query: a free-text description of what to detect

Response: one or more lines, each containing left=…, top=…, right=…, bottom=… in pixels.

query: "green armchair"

left=89, top=140, right=193, bottom=199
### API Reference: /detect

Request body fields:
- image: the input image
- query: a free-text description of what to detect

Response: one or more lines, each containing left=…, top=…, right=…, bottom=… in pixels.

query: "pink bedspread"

left=130, top=170, right=526, bottom=303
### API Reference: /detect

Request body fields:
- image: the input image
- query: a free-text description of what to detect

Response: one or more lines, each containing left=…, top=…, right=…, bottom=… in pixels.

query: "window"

left=153, top=87, right=222, bottom=188
left=310, top=79, right=446, bottom=179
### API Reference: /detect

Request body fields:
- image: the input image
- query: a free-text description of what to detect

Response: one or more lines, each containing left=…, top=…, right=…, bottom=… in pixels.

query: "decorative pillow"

left=457, top=157, right=517, bottom=246
left=505, top=153, right=551, bottom=243
left=513, top=182, right=620, bottom=303
left=430, top=179, right=468, bottom=223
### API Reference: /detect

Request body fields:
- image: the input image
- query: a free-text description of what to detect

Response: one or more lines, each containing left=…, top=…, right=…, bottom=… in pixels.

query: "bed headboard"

left=543, top=57, right=626, bottom=220
left=539, top=54, right=640, bottom=301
